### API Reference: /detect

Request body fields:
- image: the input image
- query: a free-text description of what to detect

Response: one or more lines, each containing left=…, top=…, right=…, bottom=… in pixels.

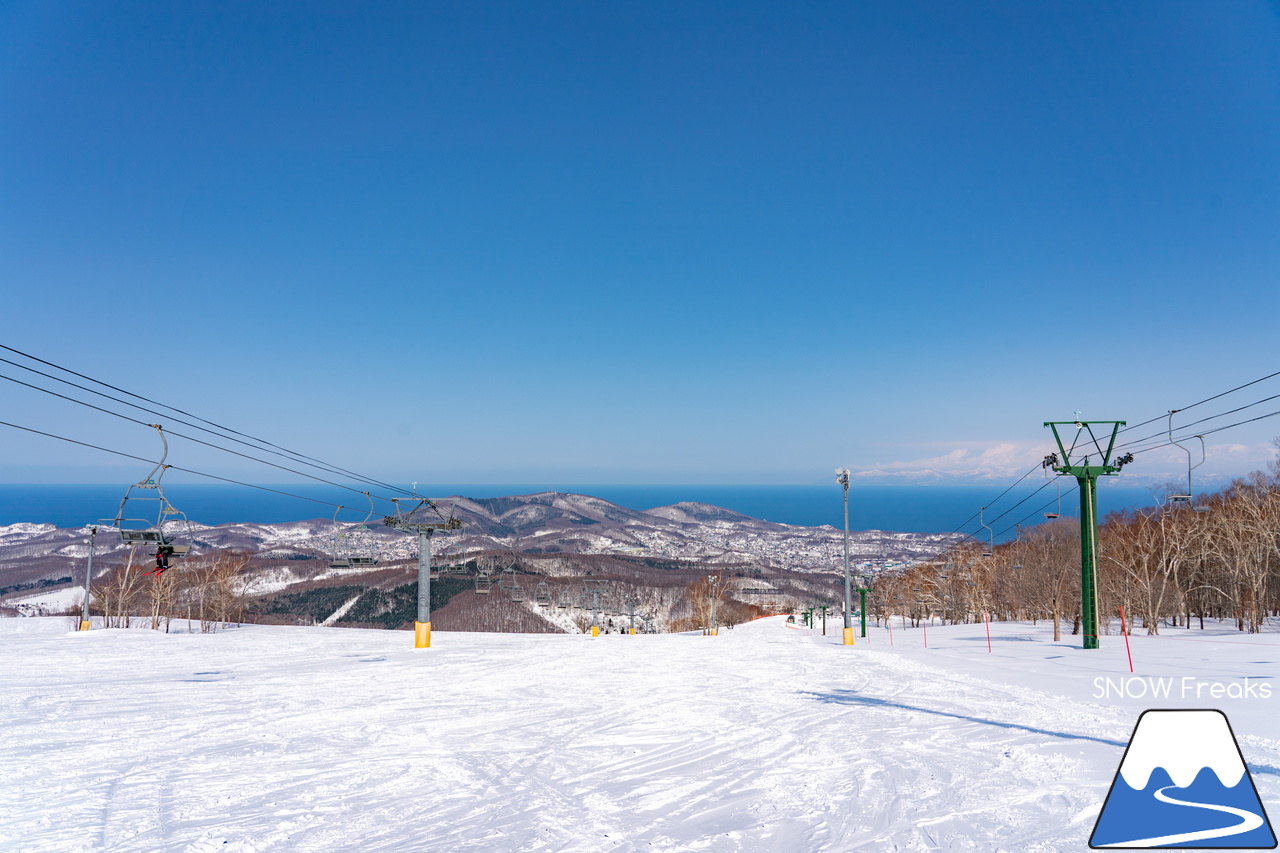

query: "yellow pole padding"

left=415, top=620, right=431, bottom=648
left=79, top=620, right=91, bottom=632
left=842, top=626, right=854, bottom=646
left=630, top=628, right=635, bottom=635
left=591, top=625, right=600, bottom=637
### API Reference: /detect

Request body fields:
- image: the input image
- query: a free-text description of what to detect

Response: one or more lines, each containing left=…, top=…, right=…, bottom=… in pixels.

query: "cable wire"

left=938, top=370, right=1280, bottom=554
left=0, top=354, right=413, bottom=500
left=0, top=343, right=416, bottom=499
left=0, top=368, right=400, bottom=507
left=0, top=419, right=364, bottom=512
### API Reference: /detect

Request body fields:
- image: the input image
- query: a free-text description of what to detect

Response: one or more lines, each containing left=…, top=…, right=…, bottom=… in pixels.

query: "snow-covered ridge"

left=0, top=522, right=57, bottom=541
left=1118, top=710, right=1246, bottom=789
left=2, top=493, right=952, bottom=585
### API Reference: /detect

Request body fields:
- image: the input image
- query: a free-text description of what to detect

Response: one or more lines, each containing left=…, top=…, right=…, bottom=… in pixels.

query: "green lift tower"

left=1043, top=419, right=1133, bottom=650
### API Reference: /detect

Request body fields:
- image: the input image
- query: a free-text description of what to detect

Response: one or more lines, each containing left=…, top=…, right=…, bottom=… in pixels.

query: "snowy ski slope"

left=1, top=616, right=1276, bottom=852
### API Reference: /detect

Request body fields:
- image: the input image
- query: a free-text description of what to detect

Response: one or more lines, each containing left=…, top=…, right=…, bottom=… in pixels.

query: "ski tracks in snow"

left=2, top=619, right=1138, bottom=851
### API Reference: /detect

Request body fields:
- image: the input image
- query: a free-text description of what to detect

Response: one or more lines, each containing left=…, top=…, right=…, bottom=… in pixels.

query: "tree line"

left=870, top=454, right=1280, bottom=637
left=90, top=550, right=255, bottom=633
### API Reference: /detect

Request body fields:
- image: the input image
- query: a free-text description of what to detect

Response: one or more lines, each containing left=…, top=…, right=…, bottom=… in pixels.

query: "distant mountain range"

left=1, top=491, right=956, bottom=613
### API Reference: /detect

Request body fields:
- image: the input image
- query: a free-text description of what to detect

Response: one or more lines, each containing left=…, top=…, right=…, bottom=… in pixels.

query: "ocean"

left=0, top=482, right=1159, bottom=539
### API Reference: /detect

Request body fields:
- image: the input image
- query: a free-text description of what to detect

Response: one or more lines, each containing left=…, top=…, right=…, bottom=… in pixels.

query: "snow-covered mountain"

left=0, top=492, right=957, bottom=622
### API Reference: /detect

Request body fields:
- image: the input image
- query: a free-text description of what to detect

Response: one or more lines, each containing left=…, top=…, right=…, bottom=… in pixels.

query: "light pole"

left=79, top=526, right=96, bottom=632
left=708, top=575, right=718, bottom=636
left=858, top=574, right=871, bottom=638
left=836, top=468, right=853, bottom=645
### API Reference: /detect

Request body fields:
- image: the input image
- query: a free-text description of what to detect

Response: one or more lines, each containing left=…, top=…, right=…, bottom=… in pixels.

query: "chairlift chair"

left=499, top=566, right=518, bottom=591
left=1044, top=475, right=1062, bottom=519
left=102, top=425, right=194, bottom=572
left=979, top=506, right=994, bottom=557
left=535, top=581, right=552, bottom=606
left=1167, top=414, right=1211, bottom=513
left=475, top=571, right=493, bottom=595
left=330, top=492, right=379, bottom=569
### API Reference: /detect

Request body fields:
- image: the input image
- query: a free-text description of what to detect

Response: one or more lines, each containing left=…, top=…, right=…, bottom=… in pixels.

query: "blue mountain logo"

left=1091, top=709, right=1276, bottom=849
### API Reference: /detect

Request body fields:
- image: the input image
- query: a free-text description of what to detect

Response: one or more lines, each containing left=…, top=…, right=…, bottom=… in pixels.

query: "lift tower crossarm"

left=1042, top=420, right=1125, bottom=475
left=1042, top=419, right=1128, bottom=651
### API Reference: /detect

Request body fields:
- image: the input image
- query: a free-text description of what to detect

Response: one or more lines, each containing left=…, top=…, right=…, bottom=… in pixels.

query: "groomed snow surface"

left=2, top=616, right=1276, bottom=852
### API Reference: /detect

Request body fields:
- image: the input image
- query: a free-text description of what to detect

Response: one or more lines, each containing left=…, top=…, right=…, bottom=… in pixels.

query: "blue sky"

left=2, top=1, right=1279, bottom=486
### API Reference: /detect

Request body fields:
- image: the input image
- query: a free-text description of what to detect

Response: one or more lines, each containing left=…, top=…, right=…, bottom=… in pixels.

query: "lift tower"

left=836, top=468, right=854, bottom=646
left=385, top=497, right=462, bottom=648
left=1043, top=419, right=1132, bottom=650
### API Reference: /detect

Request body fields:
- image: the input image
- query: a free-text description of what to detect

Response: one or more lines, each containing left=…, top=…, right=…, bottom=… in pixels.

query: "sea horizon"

left=0, top=482, right=1159, bottom=539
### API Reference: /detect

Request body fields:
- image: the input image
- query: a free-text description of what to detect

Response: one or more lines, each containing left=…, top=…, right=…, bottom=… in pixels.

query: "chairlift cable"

left=973, top=478, right=1056, bottom=530
left=968, top=404, right=1280, bottom=544
left=940, top=463, right=1041, bottom=540
left=0, top=368, right=404, bottom=508
left=0, top=344, right=416, bottom=499
left=0, top=354, right=412, bottom=499
left=1108, top=368, right=1280, bottom=437
left=933, top=415, right=1279, bottom=562
left=0, top=418, right=371, bottom=513
left=1099, top=392, right=1280, bottom=457
left=937, top=368, right=1280, bottom=546
left=993, top=482, right=1081, bottom=540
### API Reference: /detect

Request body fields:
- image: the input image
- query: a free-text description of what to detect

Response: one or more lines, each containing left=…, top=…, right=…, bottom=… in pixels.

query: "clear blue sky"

left=2, top=1, right=1279, bottom=486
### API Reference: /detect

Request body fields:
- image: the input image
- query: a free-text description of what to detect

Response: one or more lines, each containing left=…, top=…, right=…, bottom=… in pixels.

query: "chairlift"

left=510, top=582, right=526, bottom=603
left=557, top=589, right=572, bottom=609
left=1044, top=472, right=1062, bottom=519
left=101, top=424, right=193, bottom=573
left=979, top=507, right=994, bottom=557
left=474, top=571, right=493, bottom=595
left=330, top=492, right=379, bottom=569
left=499, top=566, right=518, bottom=591
left=535, top=581, right=552, bottom=606
left=1167, top=412, right=1211, bottom=513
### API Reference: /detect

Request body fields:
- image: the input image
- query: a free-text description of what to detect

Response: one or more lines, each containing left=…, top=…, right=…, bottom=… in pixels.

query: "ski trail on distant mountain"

left=1100, top=785, right=1264, bottom=848
left=320, top=593, right=362, bottom=626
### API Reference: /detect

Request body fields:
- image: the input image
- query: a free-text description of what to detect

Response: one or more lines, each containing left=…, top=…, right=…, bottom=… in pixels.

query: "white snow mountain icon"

left=1091, top=709, right=1276, bottom=849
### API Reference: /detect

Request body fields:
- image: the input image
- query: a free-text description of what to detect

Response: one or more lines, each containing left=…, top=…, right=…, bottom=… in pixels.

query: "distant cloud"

left=848, top=441, right=1053, bottom=483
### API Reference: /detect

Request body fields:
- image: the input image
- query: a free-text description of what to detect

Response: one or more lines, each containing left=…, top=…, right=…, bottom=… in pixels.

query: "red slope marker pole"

left=1119, top=606, right=1134, bottom=673
left=984, top=610, right=992, bottom=653
left=923, top=621, right=928, bottom=649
